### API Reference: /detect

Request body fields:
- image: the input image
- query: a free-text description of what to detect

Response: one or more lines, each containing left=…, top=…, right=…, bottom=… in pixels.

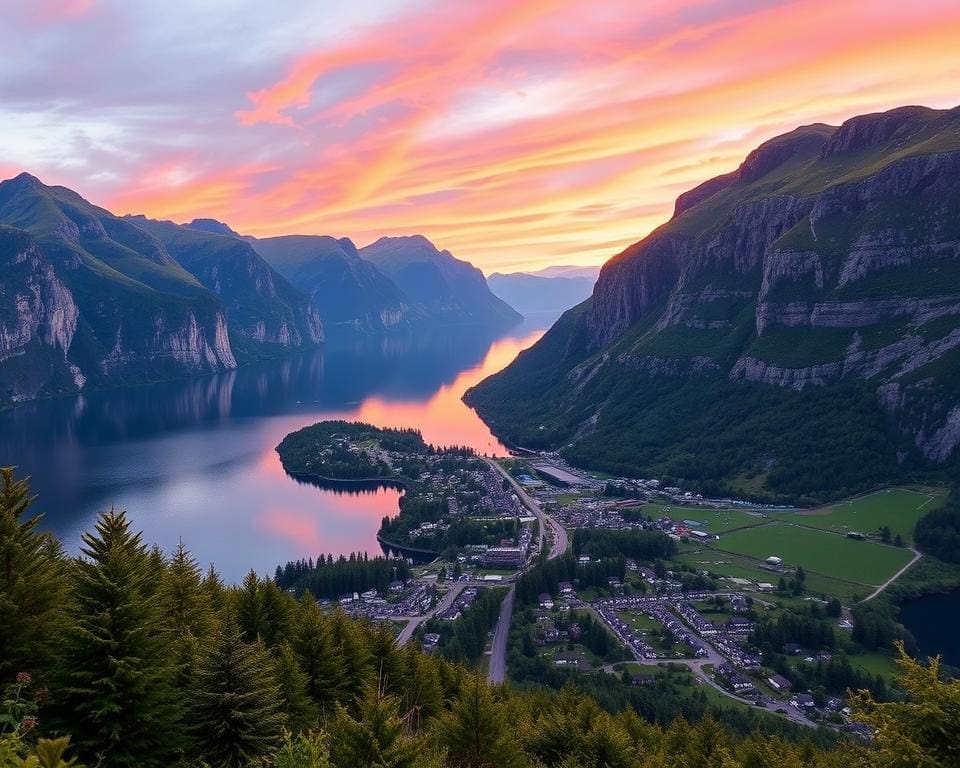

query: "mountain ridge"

left=465, top=104, right=960, bottom=503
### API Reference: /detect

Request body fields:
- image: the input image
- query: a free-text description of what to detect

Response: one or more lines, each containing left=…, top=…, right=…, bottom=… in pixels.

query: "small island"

left=276, top=420, right=532, bottom=562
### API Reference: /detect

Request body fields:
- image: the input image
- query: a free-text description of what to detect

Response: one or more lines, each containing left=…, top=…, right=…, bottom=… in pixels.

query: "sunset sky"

left=3, top=0, right=959, bottom=273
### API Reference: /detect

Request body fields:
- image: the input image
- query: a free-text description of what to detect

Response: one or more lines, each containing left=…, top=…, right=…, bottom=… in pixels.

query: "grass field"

left=617, top=611, right=661, bottom=631
left=643, top=504, right=770, bottom=534
left=772, top=488, right=945, bottom=543
left=675, top=551, right=865, bottom=599
left=716, top=523, right=913, bottom=586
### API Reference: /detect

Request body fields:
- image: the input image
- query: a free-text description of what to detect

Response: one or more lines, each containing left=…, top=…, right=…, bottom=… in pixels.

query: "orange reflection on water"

left=352, top=327, right=545, bottom=454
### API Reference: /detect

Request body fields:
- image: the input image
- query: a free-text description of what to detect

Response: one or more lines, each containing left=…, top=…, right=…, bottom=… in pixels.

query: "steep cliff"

left=359, top=235, right=522, bottom=328
left=128, top=217, right=323, bottom=358
left=466, top=105, right=960, bottom=502
left=0, top=174, right=236, bottom=403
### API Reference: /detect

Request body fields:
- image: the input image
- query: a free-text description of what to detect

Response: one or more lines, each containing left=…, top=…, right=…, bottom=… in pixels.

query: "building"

left=768, top=674, right=793, bottom=691
left=539, top=593, right=555, bottom=610
left=482, top=546, right=525, bottom=568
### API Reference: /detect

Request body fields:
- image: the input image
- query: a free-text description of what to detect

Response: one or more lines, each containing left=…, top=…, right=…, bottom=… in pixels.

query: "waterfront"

left=0, top=317, right=552, bottom=581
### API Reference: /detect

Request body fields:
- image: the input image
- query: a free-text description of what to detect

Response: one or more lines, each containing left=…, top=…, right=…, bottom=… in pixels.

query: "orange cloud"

left=100, top=0, right=960, bottom=273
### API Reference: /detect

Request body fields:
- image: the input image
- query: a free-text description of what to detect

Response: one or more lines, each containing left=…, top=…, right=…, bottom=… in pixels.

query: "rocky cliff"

left=0, top=174, right=240, bottom=403
left=129, top=216, right=324, bottom=356
left=466, top=105, right=960, bottom=501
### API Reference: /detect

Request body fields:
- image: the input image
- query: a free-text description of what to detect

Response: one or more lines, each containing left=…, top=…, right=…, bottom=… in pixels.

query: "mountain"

left=466, top=105, right=960, bottom=503
left=249, top=234, right=422, bottom=336
left=488, top=269, right=598, bottom=314
left=359, top=235, right=522, bottom=328
left=0, top=173, right=235, bottom=403
left=128, top=217, right=323, bottom=359
left=184, top=217, right=242, bottom=238
left=526, top=264, right=601, bottom=280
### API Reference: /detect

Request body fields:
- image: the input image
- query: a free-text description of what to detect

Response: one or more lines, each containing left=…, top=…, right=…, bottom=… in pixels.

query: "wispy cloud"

left=1, top=0, right=959, bottom=272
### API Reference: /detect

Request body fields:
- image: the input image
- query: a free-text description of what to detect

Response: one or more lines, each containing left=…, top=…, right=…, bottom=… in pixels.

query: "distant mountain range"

left=0, top=175, right=521, bottom=405
left=488, top=265, right=599, bottom=315
left=467, top=104, right=960, bottom=503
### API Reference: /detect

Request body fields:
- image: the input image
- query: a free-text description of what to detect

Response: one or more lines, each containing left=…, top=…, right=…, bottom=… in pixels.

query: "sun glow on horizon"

left=3, top=1, right=960, bottom=273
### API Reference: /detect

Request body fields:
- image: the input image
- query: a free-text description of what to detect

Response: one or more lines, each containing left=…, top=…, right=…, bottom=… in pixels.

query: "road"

left=486, top=585, right=516, bottom=683
left=396, top=582, right=466, bottom=647
left=484, top=457, right=569, bottom=682
left=485, top=458, right=568, bottom=560
left=862, top=546, right=923, bottom=602
left=593, top=603, right=815, bottom=728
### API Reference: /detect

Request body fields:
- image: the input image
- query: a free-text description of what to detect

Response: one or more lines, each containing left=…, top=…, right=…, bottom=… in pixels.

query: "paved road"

left=862, top=546, right=922, bottom=602
left=485, top=458, right=568, bottom=560
left=593, top=603, right=815, bottom=728
left=487, top=585, right=516, bottom=683
left=396, top=582, right=466, bottom=647
left=484, top=458, right=569, bottom=682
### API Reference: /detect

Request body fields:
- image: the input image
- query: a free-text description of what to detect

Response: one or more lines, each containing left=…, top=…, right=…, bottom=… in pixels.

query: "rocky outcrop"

left=469, top=104, right=960, bottom=492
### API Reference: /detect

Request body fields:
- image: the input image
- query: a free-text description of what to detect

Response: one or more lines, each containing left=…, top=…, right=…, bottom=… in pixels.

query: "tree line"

left=3, top=466, right=959, bottom=767
left=274, top=554, right=412, bottom=598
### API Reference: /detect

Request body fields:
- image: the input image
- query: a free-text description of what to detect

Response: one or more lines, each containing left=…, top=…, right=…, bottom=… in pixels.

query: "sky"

left=2, top=1, right=959, bottom=274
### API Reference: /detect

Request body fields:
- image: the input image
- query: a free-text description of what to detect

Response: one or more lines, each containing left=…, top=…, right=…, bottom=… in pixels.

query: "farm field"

left=715, top=522, right=913, bottom=586
left=772, top=487, right=945, bottom=543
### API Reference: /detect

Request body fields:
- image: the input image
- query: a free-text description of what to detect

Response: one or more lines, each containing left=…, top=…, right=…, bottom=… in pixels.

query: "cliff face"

left=467, top=105, right=960, bottom=500
left=0, top=174, right=238, bottom=403
left=129, top=217, right=324, bottom=355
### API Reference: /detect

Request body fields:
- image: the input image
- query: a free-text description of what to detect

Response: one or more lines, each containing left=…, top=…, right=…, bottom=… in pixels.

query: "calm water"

left=0, top=316, right=552, bottom=581
left=900, top=591, right=960, bottom=666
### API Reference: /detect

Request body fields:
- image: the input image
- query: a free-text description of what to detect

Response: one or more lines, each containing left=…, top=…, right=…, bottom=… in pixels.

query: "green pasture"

left=716, top=523, right=913, bottom=586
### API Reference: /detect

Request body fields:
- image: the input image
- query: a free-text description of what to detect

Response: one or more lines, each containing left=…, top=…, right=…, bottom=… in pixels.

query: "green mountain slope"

left=0, top=174, right=236, bottom=403
left=128, top=217, right=323, bottom=360
left=359, top=235, right=522, bottom=327
left=466, top=105, right=960, bottom=503
left=249, top=234, right=422, bottom=336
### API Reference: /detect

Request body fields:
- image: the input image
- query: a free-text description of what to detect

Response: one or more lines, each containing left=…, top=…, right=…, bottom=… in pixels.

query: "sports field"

left=716, top=522, right=913, bottom=586
left=675, top=551, right=864, bottom=600
left=643, top=504, right=769, bottom=533
left=772, top=488, right=945, bottom=543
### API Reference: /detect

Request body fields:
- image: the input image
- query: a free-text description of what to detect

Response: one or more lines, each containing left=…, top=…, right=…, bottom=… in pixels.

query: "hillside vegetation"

left=4, top=465, right=959, bottom=767
left=467, top=105, right=960, bottom=503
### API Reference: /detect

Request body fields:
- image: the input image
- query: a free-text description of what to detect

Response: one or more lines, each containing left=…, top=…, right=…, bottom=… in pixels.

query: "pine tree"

left=189, top=620, right=286, bottom=768
left=368, top=623, right=405, bottom=698
left=203, top=563, right=228, bottom=614
left=437, top=673, right=526, bottom=768
left=236, top=570, right=269, bottom=642
left=52, top=508, right=183, bottom=767
left=273, top=641, right=318, bottom=734
left=328, top=685, right=419, bottom=768
left=397, top=644, right=443, bottom=730
left=330, top=610, right=372, bottom=706
left=163, top=540, right=216, bottom=639
left=292, top=594, right=347, bottom=713
left=0, top=467, right=67, bottom=680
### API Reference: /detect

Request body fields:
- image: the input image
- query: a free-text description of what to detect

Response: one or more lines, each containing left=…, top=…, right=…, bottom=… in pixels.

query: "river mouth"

left=899, top=591, right=960, bottom=666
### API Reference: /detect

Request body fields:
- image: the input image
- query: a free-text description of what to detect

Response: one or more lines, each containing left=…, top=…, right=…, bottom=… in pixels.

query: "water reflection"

left=0, top=315, right=552, bottom=580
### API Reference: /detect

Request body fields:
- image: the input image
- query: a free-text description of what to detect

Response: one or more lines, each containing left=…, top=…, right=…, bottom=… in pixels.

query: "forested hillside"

left=3, top=465, right=959, bottom=767
left=467, top=105, right=960, bottom=504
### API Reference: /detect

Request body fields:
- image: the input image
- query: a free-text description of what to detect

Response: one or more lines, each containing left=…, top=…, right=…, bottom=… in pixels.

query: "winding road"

left=862, top=546, right=923, bottom=602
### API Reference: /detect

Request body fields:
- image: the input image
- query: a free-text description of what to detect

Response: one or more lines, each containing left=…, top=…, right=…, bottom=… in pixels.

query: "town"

left=277, top=421, right=937, bottom=735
